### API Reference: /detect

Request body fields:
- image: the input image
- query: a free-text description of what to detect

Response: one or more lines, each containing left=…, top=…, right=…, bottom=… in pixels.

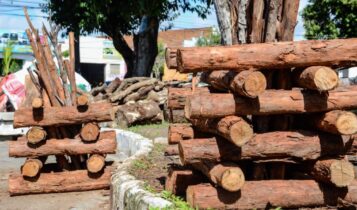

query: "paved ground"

left=0, top=137, right=110, bottom=210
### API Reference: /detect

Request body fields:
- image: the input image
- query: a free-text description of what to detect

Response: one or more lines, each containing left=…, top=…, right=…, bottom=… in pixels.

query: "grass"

left=149, top=190, right=197, bottom=210
left=126, top=121, right=169, bottom=139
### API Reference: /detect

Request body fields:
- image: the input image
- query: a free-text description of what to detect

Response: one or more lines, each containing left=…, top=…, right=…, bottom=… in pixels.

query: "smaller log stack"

left=8, top=10, right=116, bottom=196
left=165, top=38, right=357, bottom=209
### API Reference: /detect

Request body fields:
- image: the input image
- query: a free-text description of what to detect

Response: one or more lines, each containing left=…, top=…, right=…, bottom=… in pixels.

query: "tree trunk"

left=192, top=162, right=245, bottom=192
left=9, top=167, right=112, bottom=196
left=13, top=102, right=113, bottom=128
left=176, top=38, right=357, bottom=73
left=249, top=0, right=265, bottom=43
left=9, top=131, right=116, bottom=158
left=264, top=0, right=279, bottom=42
left=311, top=158, right=355, bottom=187
left=213, top=0, right=233, bottom=45
left=112, top=32, right=135, bottom=77
left=186, top=180, right=357, bottom=209
left=178, top=131, right=353, bottom=165
left=185, top=86, right=357, bottom=118
left=130, top=16, right=159, bottom=77
left=168, top=123, right=194, bottom=144
left=165, top=168, right=205, bottom=196
left=191, top=116, right=253, bottom=147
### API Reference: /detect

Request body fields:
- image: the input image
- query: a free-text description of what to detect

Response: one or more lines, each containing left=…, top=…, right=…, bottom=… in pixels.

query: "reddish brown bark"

left=14, top=102, right=113, bottom=128
left=167, top=87, right=209, bottom=110
left=9, top=167, right=112, bottom=196
left=9, top=131, right=116, bottom=158
left=168, top=124, right=194, bottom=144
left=186, top=180, right=357, bottom=209
left=293, top=66, right=339, bottom=91
left=164, top=144, right=179, bottom=156
left=165, top=47, right=177, bottom=69
left=177, top=38, right=357, bottom=73
left=179, top=131, right=353, bottom=165
left=185, top=86, right=357, bottom=118
left=165, top=168, right=204, bottom=196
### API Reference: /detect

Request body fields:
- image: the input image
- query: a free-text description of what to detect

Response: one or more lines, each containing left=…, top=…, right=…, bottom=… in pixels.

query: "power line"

left=1, top=0, right=44, bottom=5
left=0, top=3, right=41, bottom=9
left=0, top=13, right=47, bottom=18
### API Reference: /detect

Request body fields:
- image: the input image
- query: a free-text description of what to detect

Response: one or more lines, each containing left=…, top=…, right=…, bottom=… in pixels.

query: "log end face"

left=243, top=71, right=267, bottom=98
left=230, top=121, right=254, bottom=147
left=314, top=67, right=339, bottom=91
left=26, top=127, right=47, bottom=144
left=80, top=123, right=100, bottom=142
left=32, top=98, right=43, bottom=109
left=336, top=112, right=357, bottom=135
left=330, top=160, right=355, bottom=187
left=21, top=160, right=42, bottom=177
left=220, top=167, right=245, bottom=192
left=87, top=155, right=105, bottom=173
left=77, top=95, right=89, bottom=106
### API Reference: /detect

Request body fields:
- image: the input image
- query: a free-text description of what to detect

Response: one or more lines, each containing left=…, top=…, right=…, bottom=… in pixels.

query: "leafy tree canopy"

left=302, top=0, right=357, bottom=39
left=196, top=28, right=221, bottom=46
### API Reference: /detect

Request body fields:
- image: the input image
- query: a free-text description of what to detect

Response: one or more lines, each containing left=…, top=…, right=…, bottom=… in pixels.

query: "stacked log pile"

left=90, top=77, right=166, bottom=127
left=164, top=37, right=357, bottom=210
left=8, top=10, right=116, bottom=196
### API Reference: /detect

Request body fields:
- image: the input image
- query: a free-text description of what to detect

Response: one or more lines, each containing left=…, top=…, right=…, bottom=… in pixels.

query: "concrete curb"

left=105, top=128, right=172, bottom=210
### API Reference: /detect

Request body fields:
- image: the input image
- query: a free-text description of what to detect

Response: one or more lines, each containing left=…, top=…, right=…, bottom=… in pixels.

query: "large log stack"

left=8, top=10, right=116, bottom=196
left=164, top=7, right=357, bottom=210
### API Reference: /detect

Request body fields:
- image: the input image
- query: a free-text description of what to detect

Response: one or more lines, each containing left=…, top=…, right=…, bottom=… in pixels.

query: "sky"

left=0, top=0, right=308, bottom=40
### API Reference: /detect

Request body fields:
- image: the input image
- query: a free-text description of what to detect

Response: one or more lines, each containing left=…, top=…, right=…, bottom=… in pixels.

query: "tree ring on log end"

left=314, top=67, right=338, bottom=91
left=220, top=167, right=245, bottom=192
left=243, top=71, right=267, bottom=98
left=330, top=160, right=355, bottom=187
left=336, top=112, right=357, bottom=135
left=230, top=122, right=253, bottom=146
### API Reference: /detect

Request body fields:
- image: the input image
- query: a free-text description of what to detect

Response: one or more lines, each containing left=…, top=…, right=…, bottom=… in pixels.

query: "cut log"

left=9, top=131, right=116, bottom=158
left=167, top=87, right=209, bottom=110
left=80, top=122, right=100, bottom=142
left=249, top=0, right=265, bottom=43
left=310, top=110, right=357, bottom=135
left=192, top=162, right=245, bottom=192
left=294, top=66, right=339, bottom=91
left=110, top=79, right=157, bottom=102
left=86, top=154, right=105, bottom=173
left=21, top=158, right=43, bottom=177
left=164, top=144, right=179, bottom=156
left=165, top=168, right=205, bottom=196
left=105, top=78, right=121, bottom=94
left=32, top=97, right=43, bottom=109
left=13, top=102, right=113, bottom=128
left=264, top=0, right=279, bottom=42
left=168, top=124, right=194, bottom=144
left=177, top=38, right=357, bottom=73
left=9, top=167, right=112, bottom=196
left=279, top=0, right=300, bottom=41
left=123, top=85, right=154, bottom=103
left=178, top=131, right=353, bottom=165
left=91, top=83, right=107, bottom=96
left=26, top=127, right=47, bottom=144
left=185, top=86, right=357, bottom=118
left=77, top=94, right=89, bottom=106
left=311, top=158, right=355, bottom=187
left=186, top=180, right=357, bottom=209
left=165, top=47, right=177, bottom=69
left=201, top=70, right=267, bottom=98
left=191, top=116, right=253, bottom=147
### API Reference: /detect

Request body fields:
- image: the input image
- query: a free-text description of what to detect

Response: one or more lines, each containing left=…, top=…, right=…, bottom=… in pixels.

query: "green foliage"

left=302, top=0, right=357, bottom=39
left=62, top=50, right=69, bottom=58
left=1, top=42, right=23, bottom=76
left=152, top=41, right=165, bottom=78
left=149, top=190, right=196, bottom=210
left=195, top=28, right=221, bottom=47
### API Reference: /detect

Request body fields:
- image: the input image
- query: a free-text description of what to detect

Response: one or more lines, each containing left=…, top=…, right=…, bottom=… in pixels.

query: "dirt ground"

left=0, top=137, right=110, bottom=210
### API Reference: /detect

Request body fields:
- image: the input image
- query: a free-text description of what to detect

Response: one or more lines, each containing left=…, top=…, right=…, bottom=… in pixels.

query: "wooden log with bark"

left=164, top=144, right=179, bottom=156
left=110, top=79, right=158, bottom=102
left=177, top=38, right=357, bottom=73
left=9, top=167, right=112, bottom=196
left=311, top=158, right=355, bottom=187
left=185, top=86, right=357, bottom=118
left=165, top=47, right=177, bottom=69
left=77, top=95, right=89, bottom=106
left=26, top=127, right=47, bottom=144
left=201, top=70, right=267, bottom=98
left=165, top=168, right=205, bottom=196
left=105, top=78, right=121, bottom=94
left=168, top=124, right=194, bottom=144
left=86, top=154, right=105, bottom=173
left=293, top=66, right=339, bottom=91
left=13, top=102, right=113, bottom=128
left=186, top=180, right=357, bottom=209
left=80, top=122, right=100, bottom=142
left=192, top=162, right=245, bottom=192
left=191, top=116, right=253, bottom=147
left=32, top=97, right=43, bottom=109
left=21, top=158, right=44, bottom=177
left=167, top=87, right=209, bottom=110
left=9, top=131, right=116, bottom=158
left=178, top=131, right=354, bottom=165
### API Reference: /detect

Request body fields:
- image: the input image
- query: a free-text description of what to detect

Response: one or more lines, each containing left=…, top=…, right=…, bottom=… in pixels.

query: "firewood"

left=77, top=94, right=89, bottom=106
left=21, top=158, right=43, bottom=177
left=311, top=158, right=355, bottom=187
left=264, top=0, right=279, bottom=42
left=167, top=87, right=209, bottom=110
left=86, top=154, right=105, bottom=173
left=177, top=38, right=357, bottom=73
left=80, top=122, right=100, bottom=142
left=9, top=167, right=112, bottom=196
left=293, top=66, right=339, bottom=91
left=186, top=180, right=357, bottom=209
left=31, top=97, right=43, bottom=109
left=165, top=47, right=177, bottom=69
left=14, top=102, right=113, bottom=128
left=185, top=86, right=357, bottom=118
left=164, top=145, right=179, bottom=156
left=110, top=79, right=157, bottom=102
left=178, top=131, right=353, bottom=165
left=9, top=131, right=116, bottom=158
left=26, top=127, right=47, bottom=144
left=165, top=168, right=205, bottom=196
left=91, top=83, right=107, bottom=96
left=191, top=116, right=253, bottom=147
left=105, top=78, right=121, bottom=94
left=192, top=162, right=245, bottom=192
left=168, top=124, right=194, bottom=144
left=310, top=110, right=357, bottom=135
left=123, top=85, right=154, bottom=103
